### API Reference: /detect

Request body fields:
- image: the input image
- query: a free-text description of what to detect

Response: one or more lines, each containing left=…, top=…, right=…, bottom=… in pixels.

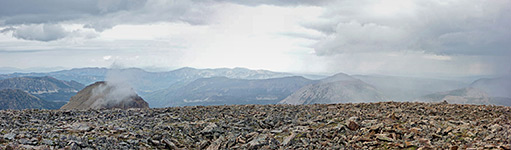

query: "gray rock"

left=207, top=136, right=224, bottom=150
left=41, top=139, right=54, bottom=145
left=3, top=133, right=16, bottom=140
left=0, top=102, right=510, bottom=149
left=347, top=120, right=359, bottom=130
left=163, top=138, right=177, bottom=149
left=68, top=123, right=92, bottom=133
left=282, top=133, right=296, bottom=146
left=247, top=134, right=268, bottom=149
left=376, top=134, right=394, bottom=142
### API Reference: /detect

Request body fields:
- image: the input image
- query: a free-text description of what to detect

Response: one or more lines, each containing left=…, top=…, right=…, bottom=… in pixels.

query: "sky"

left=0, top=0, right=510, bottom=77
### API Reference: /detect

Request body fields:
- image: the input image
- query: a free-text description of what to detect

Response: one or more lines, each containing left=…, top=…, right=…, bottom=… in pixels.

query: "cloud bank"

left=309, top=0, right=511, bottom=57
left=0, top=0, right=509, bottom=76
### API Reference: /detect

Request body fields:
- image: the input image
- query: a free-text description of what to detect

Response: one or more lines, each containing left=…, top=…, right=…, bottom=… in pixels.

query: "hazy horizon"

left=1, top=66, right=504, bottom=85
left=1, top=0, right=510, bottom=78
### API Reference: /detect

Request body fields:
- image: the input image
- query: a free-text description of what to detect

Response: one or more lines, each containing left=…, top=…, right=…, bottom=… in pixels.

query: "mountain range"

left=352, top=75, right=469, bottom=101
left=279, top=73, right=386, bottom=104
left=469, top=76, right=511, bottom=98
left=0, top=67, right=293, bottom=95
left=417, top=87, right=511, bottom=106
left=146, top=76, right=314, bottom=107
left=0, top=67, right=509, bottom=109
left=414, top=76, right=511, bottom=106
left=418, top=87, right=491, bottom=105
left=0, top=89, right=65, bottom=110
left=0, top=76, right=84, bottom=102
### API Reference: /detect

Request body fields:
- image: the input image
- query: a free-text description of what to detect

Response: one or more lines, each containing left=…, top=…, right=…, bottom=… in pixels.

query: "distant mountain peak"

left=418, top=87, right=491, bottom=105
left=0, top=89, right=64, bottom=110
left=280, top=73, right=385, bottom=105
left=0, top=76, right=85, bottom=102
left=320, top=72, right=356, bottom=83
left=469, top=76, right=511, bottom=98
left=173, top=67, right=197, bottom=72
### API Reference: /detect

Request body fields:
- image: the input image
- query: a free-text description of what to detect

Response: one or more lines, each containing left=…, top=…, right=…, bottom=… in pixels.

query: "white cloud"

left=103, top=55, right=112, bottom=61
left=2, top=24, right=99, bottom=42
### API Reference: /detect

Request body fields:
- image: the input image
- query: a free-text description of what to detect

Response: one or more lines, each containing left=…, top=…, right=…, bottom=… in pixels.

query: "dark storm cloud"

left=1, top=0, right=509, bottom=56
left=309, top=0, right=511, bottom=56
left=0, top=0, right=209, bottom=33
left=0, top=0, right=509, bottom=76
left=80, top=0, right=215, bottom=31
left=0, top=0, right=147, bottom=41
left=0, top=0, right=328, bottom=32
left=0, top=0, right=146, bottom=25
left=213, top=0, right=331, bottom=7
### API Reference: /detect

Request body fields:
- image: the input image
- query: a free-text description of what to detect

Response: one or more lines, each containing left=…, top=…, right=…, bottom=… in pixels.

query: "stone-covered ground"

left=1, top=102, right=510, bottom=149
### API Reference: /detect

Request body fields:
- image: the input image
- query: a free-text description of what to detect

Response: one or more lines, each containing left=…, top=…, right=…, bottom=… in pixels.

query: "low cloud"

left=6, top=24, right=98, bottom=42
left=12, top=24, right=68, bottom=41
left=90, top=64, right=138, bottom=108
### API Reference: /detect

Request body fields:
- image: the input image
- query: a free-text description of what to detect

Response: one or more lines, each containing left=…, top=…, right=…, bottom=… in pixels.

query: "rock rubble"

left=1, top=102, right=510, bottom=149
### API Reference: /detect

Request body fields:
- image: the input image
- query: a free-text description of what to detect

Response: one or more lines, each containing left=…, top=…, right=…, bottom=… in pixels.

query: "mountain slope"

left=61, top=81, right=149, bottom=110
left=146, top=76, right=315, bottom=107
left=414, top=75, right=511, bottom=106
left=417, top=87, right=511, bottom=106
left=469, top=76, right=511, bottom=98
left=0, top=76, right=84, bottom=101
left=352, top=75, right=468, bottom=101
left=489, top=97, right=511, bottom=106
left=320, top=72, right=357, bottom=83
left=279, top=73, right=386, bottom=104
left=417, top=87, right=492, bottom=105
left=0, top=89, right=65, bottom=110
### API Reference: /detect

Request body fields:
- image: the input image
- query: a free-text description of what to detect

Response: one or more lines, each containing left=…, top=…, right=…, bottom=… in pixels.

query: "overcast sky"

left=0, top=0, right=510, bottom=77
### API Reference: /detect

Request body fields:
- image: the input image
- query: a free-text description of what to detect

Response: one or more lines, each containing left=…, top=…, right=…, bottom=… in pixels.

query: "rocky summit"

left=60, top=81, right=148, bottom=110
left=0, top=102, right=510, bottom=149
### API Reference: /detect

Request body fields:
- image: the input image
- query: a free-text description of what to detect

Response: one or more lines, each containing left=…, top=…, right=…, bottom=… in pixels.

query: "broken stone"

left=376, top=134, right=394, bottom=142
left=347, top=121, right=359, bottom=131
left=282, top=133, right=296, bottom=146
left=3, top=133, right=16, bottom=140
left=0, top=102, right=509, bottom=149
